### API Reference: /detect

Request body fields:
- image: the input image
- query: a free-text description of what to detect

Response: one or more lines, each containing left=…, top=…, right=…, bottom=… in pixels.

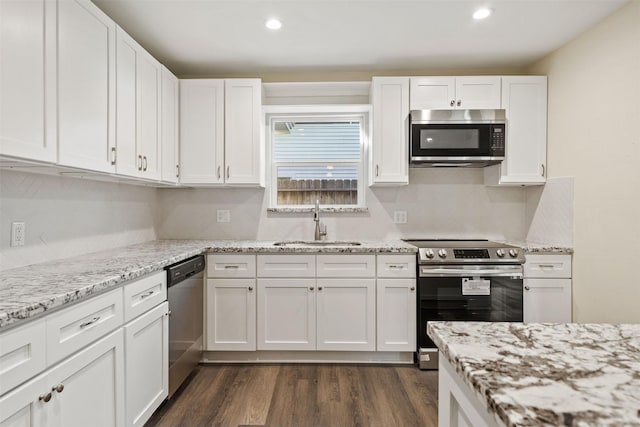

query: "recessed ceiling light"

left=265, top=19, right=282, bottom=30
left=473, top=8, right=492, bottom=20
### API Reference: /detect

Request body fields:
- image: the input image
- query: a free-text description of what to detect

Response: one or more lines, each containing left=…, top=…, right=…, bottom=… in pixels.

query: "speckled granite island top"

left=428, top=321, right=640, bottom=427
left=0, top=239, right=415, bottom=330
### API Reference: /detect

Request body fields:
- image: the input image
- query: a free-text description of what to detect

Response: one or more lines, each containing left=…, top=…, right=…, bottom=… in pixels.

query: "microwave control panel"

left=490, top=125, right=506, bottom=155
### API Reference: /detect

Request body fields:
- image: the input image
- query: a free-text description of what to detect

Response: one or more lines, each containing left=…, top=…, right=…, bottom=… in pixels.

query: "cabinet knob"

left=450, top=100, right=455, bottom=107
left=309, top=287, right=314, bottom=291
left=318, top=286, right=323, bottom=291
left=39, top=392, right=52, bottom=403
left=52, top=384, right=64, bottom=393
left=248, top=286, right=254, bottom=291
left=457, top=100, right=461, bottom=107
left=524, top=286, right=531, bottom=291
left=410, top=287, right=415, bottom=291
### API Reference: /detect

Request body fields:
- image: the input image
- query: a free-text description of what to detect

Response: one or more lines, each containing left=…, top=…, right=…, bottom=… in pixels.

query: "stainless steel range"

left=405, top=239, right=525, bottom=369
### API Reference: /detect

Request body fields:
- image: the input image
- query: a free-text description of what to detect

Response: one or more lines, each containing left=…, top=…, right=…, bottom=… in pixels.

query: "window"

left=268, top=110, right=368, bottom=209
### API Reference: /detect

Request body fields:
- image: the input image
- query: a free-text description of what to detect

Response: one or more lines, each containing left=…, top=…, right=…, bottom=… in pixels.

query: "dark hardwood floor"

left=147, top=364, right=438, bottom=427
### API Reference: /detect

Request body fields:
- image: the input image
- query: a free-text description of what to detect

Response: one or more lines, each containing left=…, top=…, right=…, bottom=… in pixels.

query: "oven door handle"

left=420, top=267, right=523, bottom=278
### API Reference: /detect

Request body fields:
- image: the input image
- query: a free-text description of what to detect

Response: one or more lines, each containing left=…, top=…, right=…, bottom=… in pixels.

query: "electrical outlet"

left=11, top=222, right=25, bottom=246
left=216, top=210, right=231, bottom=223
left=393, top=211, right=408, bottom=224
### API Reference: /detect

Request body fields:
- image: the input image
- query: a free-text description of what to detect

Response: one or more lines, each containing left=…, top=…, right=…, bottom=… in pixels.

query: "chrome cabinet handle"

left=111, top=147, right=116, bottom=165
left=140, top=290, right=154, bottom=299
left=143, top=156, right=148, bottom=171
left=176, top=164, right=180, bottom=178
left=52, top=384, right=64, bottom=393
left=538, top=264, right=556, bottom=269
left=217, top=166, right=221, bottom=179
left=375, top=165, right=379, bottom=177
left=138, top=155, right=143, bottom=171
left=450, top=100, right=455, bottom=107
left=39, top=392, right=52, bottom=403
left=524, top=285, right=531, bottom=291
left=80, top=316, right=100, bottom=328
left=248, top=286, right=253, bottom=291
left=226, top=166, right=230, bottom=179
left=388, top=265, right=403, bottom=269
left=224, top=265, right=240, bottom=269
left=457, top=100, right=461, bottom=107
left=410, top=287, right=415, bottom=291
left=541, top=164, right=545, bottom=177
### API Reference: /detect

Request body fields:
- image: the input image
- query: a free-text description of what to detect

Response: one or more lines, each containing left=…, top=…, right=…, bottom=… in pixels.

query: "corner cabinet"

left=409, top=76, right=501, bottom=110
left=0, top=0, right=57, bottom=163
left=57, top=0, right=116, bottom=173
left=485, top=76, right=548, bottom=186
left=179, top=79, right=263, bottom=186
left=523, top=254, right=572, bottom=323
left=370, top=77, right=410, bottom=186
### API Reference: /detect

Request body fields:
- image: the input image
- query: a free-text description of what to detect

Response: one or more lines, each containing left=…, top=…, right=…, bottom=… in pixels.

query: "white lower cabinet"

left=376, top=279, right=416, bottom=351
left=124, top=302, right=168, bottom=427
left=257, top=279, right=316, bottom=350
left=523, top=254, right=572, bottom=323
left=205, top=279, right=256, bottom=351
left=0, top=329, right=125, bottom=427
left=316, top=279, right=376, bottom=351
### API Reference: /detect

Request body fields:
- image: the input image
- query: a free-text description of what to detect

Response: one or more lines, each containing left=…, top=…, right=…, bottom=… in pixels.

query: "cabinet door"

left=124, top=302, right=168, bottom=427
left=0, top=0, right=56, bottom=163
left=454, top=76, right=501, bottom=109
left=179, top=79, right=224, bottom=184
left=160, top=66, right=179, bottom=183
left=224, top=79, right=262, bottom=185
left=316, top=279, right=375, bottom=351
left=115, top=28, right=140, bottom=177
left=58, top=0, right=116, bottom=173
left=0, top=319, right=46, bottom=396
left=0, top=373, right=50, bottom=427
left=523, top=279, right=572, bottom=323
left=257, top=279, right=316, bottom=351
left=137, top=49, right=161, bottom=180
left=47, top=329, right=125, bottom=427
left=485, top=76, right=547, bottom=186
left=371, top=77, right=409, bottom=186
left=409, top=77, right=455, bottom=110
left=205, top=279, right=256, bottom=350
left=376, top=279, right=416, bottom=351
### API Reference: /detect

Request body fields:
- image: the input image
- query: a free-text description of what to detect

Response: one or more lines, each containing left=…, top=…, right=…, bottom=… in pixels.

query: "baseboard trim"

left=202, top=350, right=415, bottom=364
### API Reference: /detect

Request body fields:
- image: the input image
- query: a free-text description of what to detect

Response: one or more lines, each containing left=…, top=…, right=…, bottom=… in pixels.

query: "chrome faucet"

left=313, top=199, right=327, bottom=241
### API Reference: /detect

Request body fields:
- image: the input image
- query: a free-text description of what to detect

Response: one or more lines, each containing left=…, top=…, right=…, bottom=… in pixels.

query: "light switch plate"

left=11, top=222, right=25, bottom=246
left=393, top=211, right=407, bottom=224
left=217, top=210, right=231, bottom=223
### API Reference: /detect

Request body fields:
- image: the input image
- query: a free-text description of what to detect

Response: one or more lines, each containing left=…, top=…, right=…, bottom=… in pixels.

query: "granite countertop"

left=503, top=241, right=574, bottom=255
left=428, top=321, right=640, bottom=427
left=0, top=239, right=415, bottom=330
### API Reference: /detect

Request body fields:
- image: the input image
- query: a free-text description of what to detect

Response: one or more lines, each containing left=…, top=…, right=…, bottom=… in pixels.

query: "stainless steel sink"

left=273, top=241, right=362, bottom=247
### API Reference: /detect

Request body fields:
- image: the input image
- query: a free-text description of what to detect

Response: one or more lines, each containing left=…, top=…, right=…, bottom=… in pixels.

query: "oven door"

left=418, top=265, right=523, bottom=350
left=410, top=123, right=505, bottom=164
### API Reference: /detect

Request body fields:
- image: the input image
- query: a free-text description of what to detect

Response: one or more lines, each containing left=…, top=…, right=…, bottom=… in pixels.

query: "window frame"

left=265, top=105, right=371, bottom=210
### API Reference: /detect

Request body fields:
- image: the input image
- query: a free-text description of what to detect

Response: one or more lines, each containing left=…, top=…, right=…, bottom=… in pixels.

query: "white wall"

left=157, top=168, right=527, bottom=242
left=529, top=1, right=640, bottom=322
left=0, top=170, right=158, bottom=270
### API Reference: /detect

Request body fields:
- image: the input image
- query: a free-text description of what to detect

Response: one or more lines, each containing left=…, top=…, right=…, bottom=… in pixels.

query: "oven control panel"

left=453, top=249, right=490, bottom=259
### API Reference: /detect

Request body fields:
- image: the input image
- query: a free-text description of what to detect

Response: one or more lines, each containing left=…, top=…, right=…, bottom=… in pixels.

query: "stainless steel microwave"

left=409, top=109, right=506, bottom=167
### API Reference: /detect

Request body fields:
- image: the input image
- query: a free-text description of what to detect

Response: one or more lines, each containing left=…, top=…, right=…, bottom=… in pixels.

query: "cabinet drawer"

left=207, top=254, right=256, bottom=278
left=123, top=271, right=167, bottom=323
left=524, top=255, right=572, bottom=278
left=376, top=255, right=416, bottom=278
left=0, top=318, right=46, bottom=395
left=317, top=255, right=376, bottom=278
left=46, top=288, right=124, bottom=365
left=257, top=255, right=316, bottom=277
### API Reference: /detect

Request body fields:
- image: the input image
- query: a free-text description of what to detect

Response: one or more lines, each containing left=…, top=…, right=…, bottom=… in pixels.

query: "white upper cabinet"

left=179, top=78, right=262, bottom=186
left=370, top=77, right=409, bottom=186
left=0, top=0, right=57, bottom=163
left=485, top=76, right=547, bottom=186
left=115, top=28, right=161, bottom=180
left=224, top=79, right=262, bottom=185
left=57, top=0, right=116, bottom=173
left=179, top=79, right=225, bottom=184
left=160, top=66, right=179, bottom=183
left=410, top=76, right=501, bottom=110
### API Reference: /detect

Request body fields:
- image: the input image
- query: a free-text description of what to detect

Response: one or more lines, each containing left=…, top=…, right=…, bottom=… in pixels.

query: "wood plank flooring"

left=147, top=364, right=438, bottom=427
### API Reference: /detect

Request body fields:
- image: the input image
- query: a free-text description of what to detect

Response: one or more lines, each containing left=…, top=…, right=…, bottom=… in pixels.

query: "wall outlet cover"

left=216, top=210, right=231, bottom=223
left=11, top=222, right=25, bottom=246
left=393, top=211, right=408, bottom=224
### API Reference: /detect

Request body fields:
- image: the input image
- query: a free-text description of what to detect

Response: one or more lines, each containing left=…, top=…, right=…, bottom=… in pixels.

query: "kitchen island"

left=427, top=321, right=640, bottom=427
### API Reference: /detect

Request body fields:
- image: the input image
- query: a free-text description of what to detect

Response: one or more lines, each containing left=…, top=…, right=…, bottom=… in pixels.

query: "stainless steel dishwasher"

left=165, top=255, right=204, bottom=398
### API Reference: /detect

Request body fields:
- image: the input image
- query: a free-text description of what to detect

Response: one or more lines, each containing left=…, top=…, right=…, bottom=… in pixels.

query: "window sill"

left=267, top=207, right=369, bottom=214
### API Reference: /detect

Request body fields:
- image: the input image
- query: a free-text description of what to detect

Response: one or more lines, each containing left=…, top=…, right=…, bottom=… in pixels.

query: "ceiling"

left=92, top=0, right=629, bottom=78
